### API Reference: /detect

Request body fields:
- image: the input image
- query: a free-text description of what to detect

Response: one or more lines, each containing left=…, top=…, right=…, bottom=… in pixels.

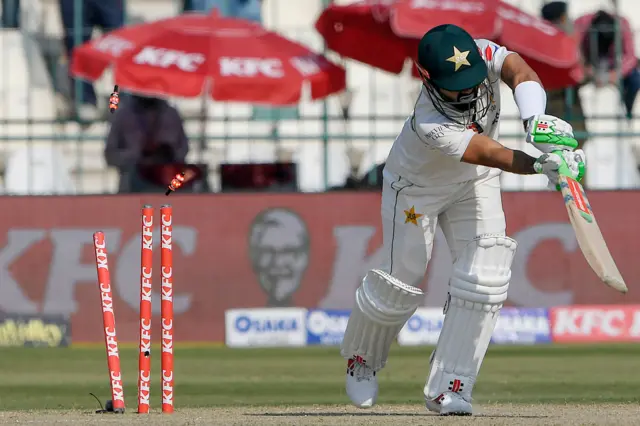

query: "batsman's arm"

left=501, top=53, right=542, bottom=90
left=501, top=53, right=546, bottom=129
left=461, top=134, right=537, bottom=175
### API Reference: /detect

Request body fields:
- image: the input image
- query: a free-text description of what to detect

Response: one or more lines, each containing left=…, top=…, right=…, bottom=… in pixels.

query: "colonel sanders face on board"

left=248, top=208, right=310, bottom=306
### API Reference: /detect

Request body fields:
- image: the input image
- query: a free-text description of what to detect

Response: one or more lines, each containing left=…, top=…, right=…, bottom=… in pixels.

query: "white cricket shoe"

left=345, top=356, right=378, bottom=408
left=425, top=391, right=472, bottom=416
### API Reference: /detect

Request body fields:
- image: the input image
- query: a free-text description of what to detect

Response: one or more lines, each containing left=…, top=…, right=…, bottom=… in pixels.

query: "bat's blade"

left=559, top=176, right=628, bottom=293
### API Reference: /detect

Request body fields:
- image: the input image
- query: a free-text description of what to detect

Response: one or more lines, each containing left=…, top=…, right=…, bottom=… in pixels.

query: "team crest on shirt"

left=404, top=206, right=423, bottom=226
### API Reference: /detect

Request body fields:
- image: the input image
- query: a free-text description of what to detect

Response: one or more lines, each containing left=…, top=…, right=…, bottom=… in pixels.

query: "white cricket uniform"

left=380, top=39, right=514, bottom=287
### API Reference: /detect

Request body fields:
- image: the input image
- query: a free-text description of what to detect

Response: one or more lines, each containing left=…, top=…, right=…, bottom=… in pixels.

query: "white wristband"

left=514, top=81, right=547, bottom=121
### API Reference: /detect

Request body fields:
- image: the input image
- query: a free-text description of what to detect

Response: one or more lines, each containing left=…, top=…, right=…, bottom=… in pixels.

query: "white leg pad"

left=341, top=269, right=423, bottom=371
left=425, top=235, right=517, bottom=407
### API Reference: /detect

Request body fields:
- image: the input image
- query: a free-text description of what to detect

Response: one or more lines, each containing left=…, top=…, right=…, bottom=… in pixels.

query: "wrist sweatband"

left=514, top=81, right=547, bottom=121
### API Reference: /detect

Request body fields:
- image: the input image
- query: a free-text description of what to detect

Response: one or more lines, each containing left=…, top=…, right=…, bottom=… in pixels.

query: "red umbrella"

left=315, top=1, right=416, bottom=74
left=71, top=11, right=346, bottom=105
left=392, top=0, right=584, bottom=88
left=391, top=0, right=500, bottom=40
left=315, top=0, right=583, bottom=90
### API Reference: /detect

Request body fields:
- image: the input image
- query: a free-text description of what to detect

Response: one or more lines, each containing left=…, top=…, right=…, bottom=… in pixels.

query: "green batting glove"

left=534, top=149, right=586, bottom=191
left=526, top=114, right=579, bottom=153
left=552, top=150, right=586, bottom=183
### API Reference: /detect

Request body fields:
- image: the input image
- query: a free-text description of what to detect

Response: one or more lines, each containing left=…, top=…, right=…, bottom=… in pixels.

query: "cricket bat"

left=558, top=175, right=628, bottom=293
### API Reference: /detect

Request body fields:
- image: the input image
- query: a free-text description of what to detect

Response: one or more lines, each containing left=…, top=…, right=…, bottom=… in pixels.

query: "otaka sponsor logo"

left=307, top=311, right=348, bottom=336
left=235, top=315, right=299, bottom=333
left=496, top=309, right=549, bottom=334
left=406, top=313, right=444, bottom=332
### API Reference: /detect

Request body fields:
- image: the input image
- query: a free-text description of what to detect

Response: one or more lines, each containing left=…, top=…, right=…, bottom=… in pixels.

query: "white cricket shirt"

left=385, top=39, right=514, bottom=186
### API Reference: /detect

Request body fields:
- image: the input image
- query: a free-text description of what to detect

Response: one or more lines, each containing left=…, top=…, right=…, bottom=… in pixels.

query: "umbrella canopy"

left=392, top=0, right=584, bottom=87
left=72, top=11, right=347, bottom=105
left=316, top=0, right=583, bottom=90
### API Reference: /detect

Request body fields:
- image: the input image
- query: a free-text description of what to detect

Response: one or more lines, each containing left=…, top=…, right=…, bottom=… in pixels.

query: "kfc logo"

left=551, top=306, right=640, bottom=342
left=410, top=0, right=485, bottom=13
left=497, top=6, right=557, bottom=36
left=94, top=35, right=134, bottom=57
left=220, top=57, right=284, bottom=78
left=290, top=56, right=324, bottom=76
left=133, top=47, right=205, bottom=72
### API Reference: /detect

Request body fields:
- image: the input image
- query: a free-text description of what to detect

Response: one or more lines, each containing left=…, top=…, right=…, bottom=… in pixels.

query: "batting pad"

left=424, top=235, right=517, bottom=404
left=341, top=270, right=423, bottom=371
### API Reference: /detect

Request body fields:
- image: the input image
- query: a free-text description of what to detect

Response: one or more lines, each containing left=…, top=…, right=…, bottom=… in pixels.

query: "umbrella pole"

left=199, top=93, right=207, bottom=158
left=321, top=0, right=334, bottom=190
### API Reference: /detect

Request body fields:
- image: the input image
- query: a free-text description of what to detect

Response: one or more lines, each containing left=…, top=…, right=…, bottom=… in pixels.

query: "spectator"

left=540, top=2, right=589, bottom=153
left=59, top=0, right=124, bottom=122
left=2, top=0, right=19, bottom=28
left=183, top=0, right=262, bottom=23
left=574, top=0, right=640, bottom=119
left=105, top=95, right=189, bottom=193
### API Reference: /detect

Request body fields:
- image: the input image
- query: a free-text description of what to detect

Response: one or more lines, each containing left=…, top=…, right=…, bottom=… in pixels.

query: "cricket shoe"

left=425, top=391, right=472, bottom=416
left=345, top=356, right=378, bottom=408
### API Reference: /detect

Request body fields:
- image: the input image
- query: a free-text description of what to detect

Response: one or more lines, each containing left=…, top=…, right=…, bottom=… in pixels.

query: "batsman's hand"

left=534, top=149, right=586, bottom=190
left=526, top=114, right=579, bottom=153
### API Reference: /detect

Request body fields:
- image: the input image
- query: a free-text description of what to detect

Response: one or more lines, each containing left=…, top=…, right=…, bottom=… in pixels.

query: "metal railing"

left=0, top=0, right=638, bottom=194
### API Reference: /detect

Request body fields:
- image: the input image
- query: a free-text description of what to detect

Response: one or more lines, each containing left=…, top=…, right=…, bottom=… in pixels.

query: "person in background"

left=58, top=0, right=124, bottom=122
left=574, top=0, right=640, bottom=119
left=105, top=95, right=189, bottom=193
left=183, top=0, right=262, bottom=22
left=541, top=2, right=589, bottom=186
left=2, top=0, right=19, bottom=28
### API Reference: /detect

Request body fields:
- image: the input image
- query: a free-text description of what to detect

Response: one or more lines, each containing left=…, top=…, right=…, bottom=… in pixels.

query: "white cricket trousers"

left=378, top=169, right=506, bottom=288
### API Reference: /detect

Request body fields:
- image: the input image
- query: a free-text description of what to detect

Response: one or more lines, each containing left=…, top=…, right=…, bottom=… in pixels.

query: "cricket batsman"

left=340, top=24, right=585, bottom=415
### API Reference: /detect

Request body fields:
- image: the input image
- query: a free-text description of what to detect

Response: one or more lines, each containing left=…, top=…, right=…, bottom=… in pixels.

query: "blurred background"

left=0, top=0, right=639, bottom=413
left=2, top=0, right=640, bottom=194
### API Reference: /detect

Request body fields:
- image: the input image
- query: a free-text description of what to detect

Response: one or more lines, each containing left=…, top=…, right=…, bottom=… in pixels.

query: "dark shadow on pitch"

left=474, top=415, right=548, bottom=419
left=247, top=413, right=547, bottom=419
left=247, top=412, right=429, bottom=417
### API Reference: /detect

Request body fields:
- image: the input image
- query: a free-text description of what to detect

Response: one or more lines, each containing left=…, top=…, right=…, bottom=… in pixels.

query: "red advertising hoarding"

left=551, top=305, right=640, bottom=343
left=0, top=191, right=637, bottom=343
